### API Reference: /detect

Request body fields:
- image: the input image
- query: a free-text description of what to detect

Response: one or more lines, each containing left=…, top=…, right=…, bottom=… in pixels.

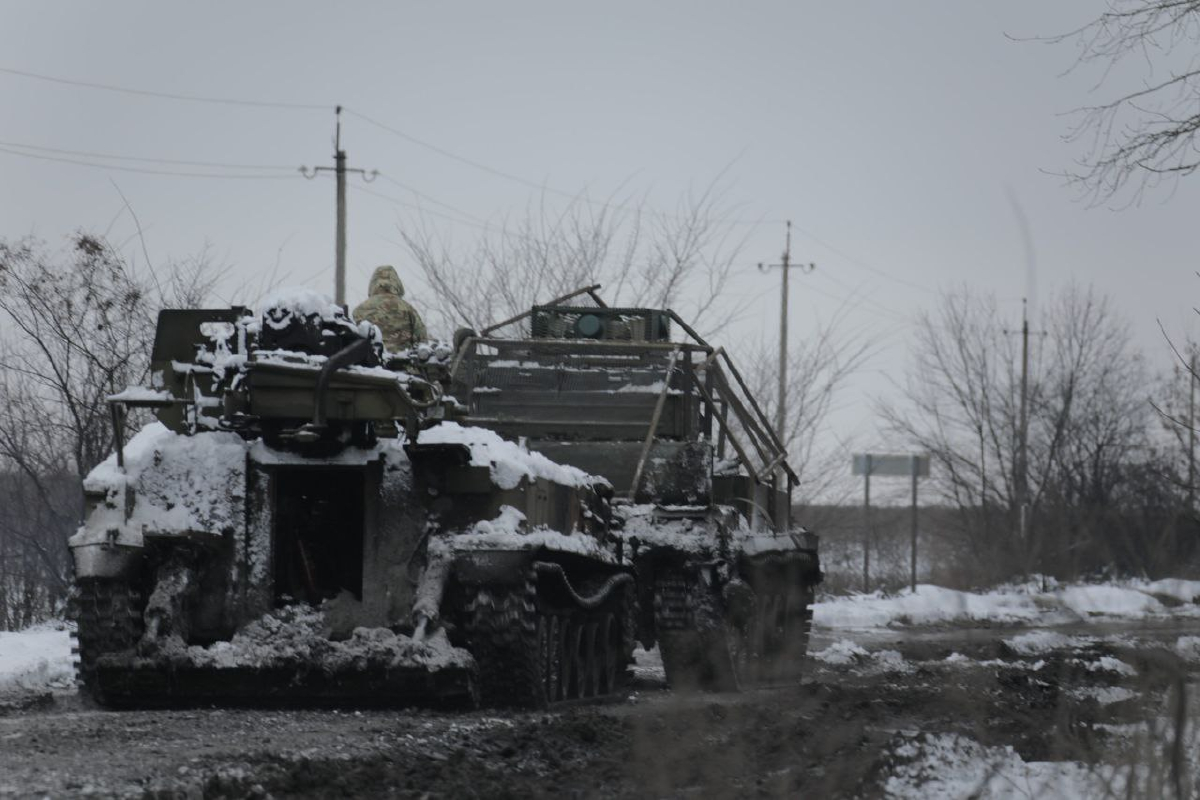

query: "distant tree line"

left=874, top=284, right=1200, bottom=587
left=0, top=234, right=218, bottom=628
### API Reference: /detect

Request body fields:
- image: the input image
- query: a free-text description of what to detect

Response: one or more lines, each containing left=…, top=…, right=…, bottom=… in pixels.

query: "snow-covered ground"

left=884, top=732, right=1140, bottom=799
left=814, top=577, right=1200, bottom=630
left=0, top=623, right=74, bottom=694
left=4, top=577, right=1200, bottom=695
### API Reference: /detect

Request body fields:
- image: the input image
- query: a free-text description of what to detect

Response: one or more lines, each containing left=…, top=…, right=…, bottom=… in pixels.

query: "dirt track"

left=0, top=625, right=1196, bottom=799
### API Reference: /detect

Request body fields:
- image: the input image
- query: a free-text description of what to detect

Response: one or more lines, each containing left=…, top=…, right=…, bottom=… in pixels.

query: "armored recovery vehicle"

left=69, top=286, right=820, bottom=708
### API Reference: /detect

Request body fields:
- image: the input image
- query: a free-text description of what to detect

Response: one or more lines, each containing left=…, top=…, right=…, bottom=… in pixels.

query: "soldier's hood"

left=367, top=265, right=405, bottom=299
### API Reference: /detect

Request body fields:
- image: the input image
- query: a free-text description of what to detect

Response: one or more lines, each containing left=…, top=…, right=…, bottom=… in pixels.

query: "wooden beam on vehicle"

left=628, top=347, right=681, bottom=499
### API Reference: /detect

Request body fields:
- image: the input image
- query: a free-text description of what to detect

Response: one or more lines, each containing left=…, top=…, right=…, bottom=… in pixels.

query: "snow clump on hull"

left=175, top=606, right=474, bottom=673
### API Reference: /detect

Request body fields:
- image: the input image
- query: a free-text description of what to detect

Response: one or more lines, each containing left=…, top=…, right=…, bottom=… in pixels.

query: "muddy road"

left=1, top=623, right=1197, bottom=799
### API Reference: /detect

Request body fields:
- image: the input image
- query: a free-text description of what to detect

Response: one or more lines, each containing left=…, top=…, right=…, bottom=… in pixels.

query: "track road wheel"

left=466, top=582, right=546, bottom=708
left=543, top=615, right=562, bottom=703
left=70, top=579, right=144, bottom=703
left=599, top=613, right=620, bottom=695
left=582, top=621, right=599, bottom=698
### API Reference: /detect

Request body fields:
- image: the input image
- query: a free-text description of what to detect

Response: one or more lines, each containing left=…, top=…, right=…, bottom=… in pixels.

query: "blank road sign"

left=852, top=454, right=930, bottom=477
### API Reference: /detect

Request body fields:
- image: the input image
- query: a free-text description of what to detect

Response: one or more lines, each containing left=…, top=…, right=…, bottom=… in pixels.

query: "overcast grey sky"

left=2, top=2, right=1197, bottom=498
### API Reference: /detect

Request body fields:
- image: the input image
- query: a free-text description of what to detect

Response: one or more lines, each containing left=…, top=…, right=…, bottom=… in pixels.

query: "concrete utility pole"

left=301, top=106, right=376, bottom=306
left=911, top=454, right=919, bottom=593
left=758, top=221, right=814, bottom=442
left=1005, top=299, right=1043, bottom=542
left=1190, top=349, right=1197, bottom=512
left=863, top=454, right=872, bottom=593
left=1017, top=299, right=1030, bottom=541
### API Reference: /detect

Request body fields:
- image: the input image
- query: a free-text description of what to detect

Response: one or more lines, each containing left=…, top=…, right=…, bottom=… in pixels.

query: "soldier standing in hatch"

left=352, top=265, right=428, bottom=352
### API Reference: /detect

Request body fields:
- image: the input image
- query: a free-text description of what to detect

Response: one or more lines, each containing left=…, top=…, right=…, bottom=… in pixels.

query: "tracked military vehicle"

left=69, top=285, right=819, bottom=708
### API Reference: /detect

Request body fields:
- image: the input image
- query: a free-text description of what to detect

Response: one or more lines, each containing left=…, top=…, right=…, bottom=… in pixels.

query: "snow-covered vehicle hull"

left=450, top=294, right=823, bottom=690
left=69, top=288, right=819, bottom=708
left=70, top=292, right=635, bottom=708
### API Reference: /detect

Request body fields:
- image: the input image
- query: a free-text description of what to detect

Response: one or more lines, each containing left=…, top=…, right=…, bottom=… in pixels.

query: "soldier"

left=352, top=265, right=428, bottom=352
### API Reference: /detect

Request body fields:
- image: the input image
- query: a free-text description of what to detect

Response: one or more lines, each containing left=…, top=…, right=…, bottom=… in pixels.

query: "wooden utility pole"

left=758, top=221, right=813, bottom=442
left=301, top=106, right=376, bottom=306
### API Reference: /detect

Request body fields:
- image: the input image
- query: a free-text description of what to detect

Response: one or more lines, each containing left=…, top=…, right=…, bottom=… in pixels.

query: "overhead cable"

left=0, top=139, right=296, bottom=171
left=0, top=65, right=328, bottom=110
left=0, top=145, right=302, bottom=180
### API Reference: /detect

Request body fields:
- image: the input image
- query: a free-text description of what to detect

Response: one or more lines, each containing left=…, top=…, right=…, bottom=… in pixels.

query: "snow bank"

left=812, top=639, right=909, bottom=672
left=418, top=422, right=597, bottom=490
left=1067, top=686, right=1139, bottom=705
left=813, top=584, right=1042, bottom=629
left=812, top=639, right=870, bottom=665
left=1076, top=656, right=1137, bottom=677
left=816, top=577, right=1200, bottom=631
left=1058, top=585, right=1164, bottom=617
left=1136, top=578, right=1200, bottom=604
left=1175, top=636, right=1200, bottom=662
left=0, top=624, right=74, bottom=693
left=1004, top=631, right=1095, bottom=656
left=884, top=733, right=1128, bottom=799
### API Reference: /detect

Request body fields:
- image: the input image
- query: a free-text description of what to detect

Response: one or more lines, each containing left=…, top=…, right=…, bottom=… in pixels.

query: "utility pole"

left=863, top=454, right=872, bottom=593
left=1017, top=298, right=1030, bottom=543
left=911, top=454, right=919, bottom=593
left=301, top=106, right=377, bottom=306
left=758, top=221, right=814, bottom=442
left=1189, top=349, right=1196, bottom=512
left=1004, top=299, right=1043, bottom=543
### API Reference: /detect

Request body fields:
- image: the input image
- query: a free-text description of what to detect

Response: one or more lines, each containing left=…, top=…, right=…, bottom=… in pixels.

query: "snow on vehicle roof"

left=431, top=505, right=614, bottom=562
left=106, top=386, right=175, bottom=403
left=258, top=287, right=346, bottom=328
left=417, top=422, right=600, bottom=490
left=76, top=423, right=248, bottom=546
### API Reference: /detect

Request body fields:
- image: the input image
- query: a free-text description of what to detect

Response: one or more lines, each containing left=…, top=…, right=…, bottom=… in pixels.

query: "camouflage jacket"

left=352, top=266, right=428, bottom=352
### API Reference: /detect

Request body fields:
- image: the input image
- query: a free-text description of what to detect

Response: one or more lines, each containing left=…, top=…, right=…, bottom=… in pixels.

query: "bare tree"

left=400, top=184, right=867, bottom=508
left=0, top=233, right=222, bottom=625
left=1050, top=1, right=1200, bottom=202
left=880, top=284, right=1163, bottom=582
left=741, top=305, right=871, bottom=505
left=399, top=183, right=753, bottom=340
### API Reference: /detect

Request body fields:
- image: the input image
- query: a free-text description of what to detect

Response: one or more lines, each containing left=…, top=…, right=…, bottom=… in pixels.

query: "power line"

left=345, top=108, right=580, bottom=200
left=344, top=107, right=781, bottom=227
left=350, top=183, right=496, bottom=231
left=0, top=139, right=296, bottom=171
left=0, top=145, right=303, bottom=180
left=0, top=63, right=938, bottom=298
left=375, top=174, right=491, bottom=226
left=0, top=65, right=328, bottom=110
left=2, top=64, right=762, bottom=225
left=790, top=224, right=938, bottom=295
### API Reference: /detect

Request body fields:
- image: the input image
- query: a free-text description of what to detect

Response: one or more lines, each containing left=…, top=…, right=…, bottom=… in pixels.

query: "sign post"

left=852, top=454, right=930, bottom=594
left=910, top=455, right=919, bottom=592
left=863, top=455, right=871, bottom=592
